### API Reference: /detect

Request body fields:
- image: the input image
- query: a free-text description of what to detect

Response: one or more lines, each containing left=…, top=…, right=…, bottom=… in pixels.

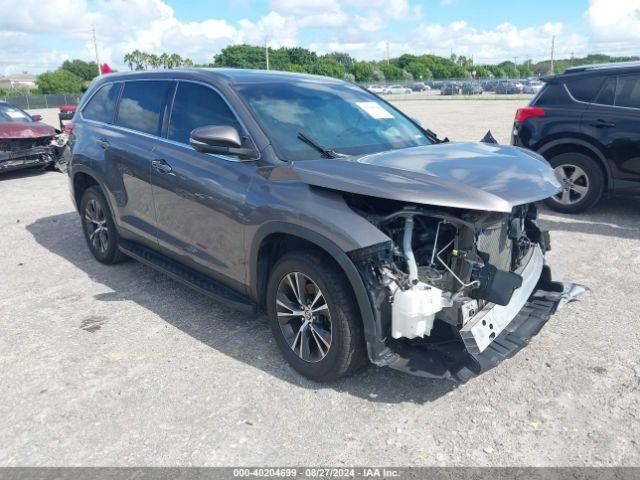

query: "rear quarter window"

left=565, top=75, right=605, bottom=103
left=82, top=83, right=121, bottom=123
left=533, top=83, right=572, bottom=106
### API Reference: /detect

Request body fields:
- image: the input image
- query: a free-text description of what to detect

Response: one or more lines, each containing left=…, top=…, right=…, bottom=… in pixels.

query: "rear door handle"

left=590, top=119, right=615, bottom=128
left=97, top=137, right=110, bottom=149
left=152, top=158, right=173, bottom=175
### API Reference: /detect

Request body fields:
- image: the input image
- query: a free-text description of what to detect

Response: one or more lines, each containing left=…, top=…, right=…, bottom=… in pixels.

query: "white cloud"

left=409, top=21, right=585, bottom=62
left=2, top=0, right=634, bottom=75
left=583, top=0, right=640, bottom=53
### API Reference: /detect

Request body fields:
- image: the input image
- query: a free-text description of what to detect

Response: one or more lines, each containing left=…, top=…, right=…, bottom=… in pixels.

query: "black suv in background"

left=512, top=62, right=640, bottom=212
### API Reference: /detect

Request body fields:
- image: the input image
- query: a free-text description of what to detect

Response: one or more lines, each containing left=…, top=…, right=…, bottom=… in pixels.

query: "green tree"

left=378, top=63, right=403, bottom=81
left=214, top=44, right=267, bottom=69
left=310, top=60, right=345, bottom=79
left=61, top=59, right=99, bottom=81
left=321, top=52, right=355, bottom=70
left=36, top=70, right=83, bottom=94
left=351, top=61, right=374, bottom=82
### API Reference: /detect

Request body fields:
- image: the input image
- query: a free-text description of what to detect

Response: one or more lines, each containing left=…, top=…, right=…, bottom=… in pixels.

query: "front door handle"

left=152, top=158, right=173, bottom=175
left=590, top=119, right=615, bottom=128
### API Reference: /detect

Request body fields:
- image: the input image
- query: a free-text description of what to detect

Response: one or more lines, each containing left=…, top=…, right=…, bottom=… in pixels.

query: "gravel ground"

left=2, top=100, right=640, bottom=466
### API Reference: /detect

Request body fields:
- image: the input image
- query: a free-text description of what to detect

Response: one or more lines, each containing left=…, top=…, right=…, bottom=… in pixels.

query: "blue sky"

left=0, top=0, right=638, bottom=75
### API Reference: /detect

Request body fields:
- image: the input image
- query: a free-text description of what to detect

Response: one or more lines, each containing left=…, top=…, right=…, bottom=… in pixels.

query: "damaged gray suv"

left=68, top=69, right=586, bottom=382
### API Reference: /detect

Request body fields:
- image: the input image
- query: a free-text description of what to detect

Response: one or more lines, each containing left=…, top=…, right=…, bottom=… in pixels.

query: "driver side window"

left=168, top=82, right=242, bottom=144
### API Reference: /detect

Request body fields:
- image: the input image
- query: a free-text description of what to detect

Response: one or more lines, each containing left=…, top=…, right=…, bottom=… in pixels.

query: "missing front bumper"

left=460, top=246, right=544, bottom=354
left=384, top=265, right=588, bottom=381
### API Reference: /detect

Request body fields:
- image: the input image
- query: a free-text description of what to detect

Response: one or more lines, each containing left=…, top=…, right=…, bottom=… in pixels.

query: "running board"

left=119, top=239, right=257, bottom=314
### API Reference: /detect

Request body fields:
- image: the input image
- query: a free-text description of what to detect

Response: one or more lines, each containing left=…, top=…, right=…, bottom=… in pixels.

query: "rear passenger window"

left=615, top=75, right=640, bottom=109
left=534, top=83, right=571, bottom=106
left=168, top=83, right=242, bottom=144
left=565, top=76, right=604, bottom=102
left=115, top=81, right=173, bottom=136
left=594, top=77, right=616, bottom=106
left=83, top=83, right=120, bottom=123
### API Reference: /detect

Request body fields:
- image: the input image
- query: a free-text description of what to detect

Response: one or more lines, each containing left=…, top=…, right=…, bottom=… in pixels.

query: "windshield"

left=0, top=103, right=33, bottom=123
left=236, top=80, right=432, bottom=161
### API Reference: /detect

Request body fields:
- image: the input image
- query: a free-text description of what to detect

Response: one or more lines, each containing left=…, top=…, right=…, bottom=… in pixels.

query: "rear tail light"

left=514, top=106, right=545, bottom=123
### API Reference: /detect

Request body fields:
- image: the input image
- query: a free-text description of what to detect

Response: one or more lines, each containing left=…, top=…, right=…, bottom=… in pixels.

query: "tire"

left=266, top=250, right=368, bottom=382
left=543, top=152, right=604, bottom=213
left=79, top=186, right=127, bottom=264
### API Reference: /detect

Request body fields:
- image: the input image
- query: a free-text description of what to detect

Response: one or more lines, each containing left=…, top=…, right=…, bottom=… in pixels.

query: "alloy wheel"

left=553, top=164, right=590, bottom=205
left=84, top=199, right=109, bottom=253
left=275, top=272, right=332, bottom=363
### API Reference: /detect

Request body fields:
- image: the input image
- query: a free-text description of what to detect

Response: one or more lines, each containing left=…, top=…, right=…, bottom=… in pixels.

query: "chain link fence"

left=0, top=93, right=82, bottom=109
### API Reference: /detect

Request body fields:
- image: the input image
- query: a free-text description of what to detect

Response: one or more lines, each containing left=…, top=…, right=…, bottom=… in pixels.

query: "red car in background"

left=58, top=104, right=76, bottom=129
left=0, top=100, right=69, bottom=174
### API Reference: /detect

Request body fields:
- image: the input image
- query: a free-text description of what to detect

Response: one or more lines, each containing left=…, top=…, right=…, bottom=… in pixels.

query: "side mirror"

left=31, top=114, right=42, bottom=122
left=190, top=125, right=257, bottom=160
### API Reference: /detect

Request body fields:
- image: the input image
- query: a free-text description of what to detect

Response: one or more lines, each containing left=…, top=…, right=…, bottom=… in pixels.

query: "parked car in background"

left=0, top=100, right=68, bottom=174
left=523, top=81, right=543, bottom=94
left=495, top=81, right=523, bottom=94
left=462, top=82, right=483, bottom=95
left=440, top=82, right=462, bottom=95
left=409, top=82, right=431, bottom=92
left=67, top=68, right=584, bottom=382
left=384, top=84, right=412, bottom=94
left=481, top=80, right=497, bottom=92
left=58, top=104, right=77, bottom=129
left=512, top=62, right=640, bottom=212
left=366, top=85, right=385, bottom=94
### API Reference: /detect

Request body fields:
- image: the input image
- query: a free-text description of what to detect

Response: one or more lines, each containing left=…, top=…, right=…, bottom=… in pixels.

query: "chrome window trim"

left=77, top=77, right=260, bottom=163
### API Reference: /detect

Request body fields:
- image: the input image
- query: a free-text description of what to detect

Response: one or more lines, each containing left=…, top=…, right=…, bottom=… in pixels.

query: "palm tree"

left=160, top=53, right=170, bottom=69
left=148, top=54, right=161, bottom=69
left=169, top=53, right=182, bottom=69
left=123, top=52, right=134, bottom=71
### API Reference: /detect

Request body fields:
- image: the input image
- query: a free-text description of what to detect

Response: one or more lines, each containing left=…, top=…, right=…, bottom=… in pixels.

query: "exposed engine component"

left=344, top=193, right=551, bottom=341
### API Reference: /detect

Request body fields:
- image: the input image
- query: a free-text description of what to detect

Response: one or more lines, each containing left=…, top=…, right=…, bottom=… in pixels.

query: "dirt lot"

left=2, top=100, right=640, bottom=466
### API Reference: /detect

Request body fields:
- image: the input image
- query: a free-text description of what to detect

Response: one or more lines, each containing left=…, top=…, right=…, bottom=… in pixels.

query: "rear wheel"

left=544, top=152, right=604, bottom=213
left=80, top=186, right=127, bottom=264
left=266, top=251, right=367, bottom=382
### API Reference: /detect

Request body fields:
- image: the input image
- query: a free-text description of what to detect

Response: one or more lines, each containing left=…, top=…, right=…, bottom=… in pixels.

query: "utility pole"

left=549, top=35, right=555, bottom=74
left=264, top=39, right=270, bottom=70
left=386, top=41, right=390, bottom=64
left=92, top=25, right=101, bottom=76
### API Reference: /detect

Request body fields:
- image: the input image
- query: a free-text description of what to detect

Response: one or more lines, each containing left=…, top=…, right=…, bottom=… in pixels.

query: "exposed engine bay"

left=344, top=192, right=585, bottom=379
left=0, top=132, right=70, bottom=174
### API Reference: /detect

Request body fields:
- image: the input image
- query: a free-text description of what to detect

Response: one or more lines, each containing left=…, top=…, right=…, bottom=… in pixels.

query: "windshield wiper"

left=297, top=131, right=347, bottom=159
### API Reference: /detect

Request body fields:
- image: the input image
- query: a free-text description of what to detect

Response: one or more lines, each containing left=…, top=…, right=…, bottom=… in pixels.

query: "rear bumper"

left=384, top=264, right=587, bottom=381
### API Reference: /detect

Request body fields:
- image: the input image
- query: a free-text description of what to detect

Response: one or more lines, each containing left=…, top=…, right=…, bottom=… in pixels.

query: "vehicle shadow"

left=27, top=211, right=457, bottom=404
left=0, top=167, right=53, bottom=181
left=538, top=196, right=640, bottom=240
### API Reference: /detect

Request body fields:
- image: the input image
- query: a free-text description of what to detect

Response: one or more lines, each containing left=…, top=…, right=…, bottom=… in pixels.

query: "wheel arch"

left=71, top=166, right=117, bottom=215
left=250, top=222, right=379, bottom=358
left=537, top=138, right=613, bottom=190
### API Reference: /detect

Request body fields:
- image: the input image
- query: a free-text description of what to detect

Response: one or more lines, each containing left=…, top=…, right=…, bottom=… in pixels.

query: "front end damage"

left=0, top=133, right=70, bottom=174
left=345, top=194, right=587, bottom=381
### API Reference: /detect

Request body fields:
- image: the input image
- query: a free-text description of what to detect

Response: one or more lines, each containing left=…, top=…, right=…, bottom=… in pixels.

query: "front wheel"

left=266, top=251, right=367, bottom=382
left=544, top=152, right=604, bottom=213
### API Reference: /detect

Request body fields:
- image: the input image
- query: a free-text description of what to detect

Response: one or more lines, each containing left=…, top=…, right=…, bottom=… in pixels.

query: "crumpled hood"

left=291, top=142, right=561, bottom=212
left=0, top=122, right=57, bottom=139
